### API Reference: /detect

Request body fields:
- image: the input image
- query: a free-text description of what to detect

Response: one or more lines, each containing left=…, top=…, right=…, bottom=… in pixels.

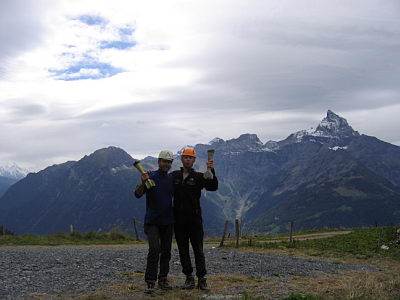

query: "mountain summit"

left=78, top=146, right=134, bottom=169
left=272, top=110, right=359, bottom=149
left=315, top=110, right=359, bottom=139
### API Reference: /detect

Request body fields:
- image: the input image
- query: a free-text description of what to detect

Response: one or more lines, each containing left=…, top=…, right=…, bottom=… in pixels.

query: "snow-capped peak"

left=0, top=162, right=31, bottom=180
left=314, top=110, right=357, bottom=137
left=278, top=110, right=360, bottom=147
left=208, top=137, right=224, bottom=145
left=299, top=110, right=359, bottom=139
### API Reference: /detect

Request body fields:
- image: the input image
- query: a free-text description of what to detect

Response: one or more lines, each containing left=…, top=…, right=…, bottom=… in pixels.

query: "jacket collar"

left=180, top=167, right=194, bottom=173
left=157, top=168, right=169, bottom=176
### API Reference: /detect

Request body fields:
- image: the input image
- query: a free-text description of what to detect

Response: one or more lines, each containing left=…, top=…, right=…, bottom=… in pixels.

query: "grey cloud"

left=2, top=0, right=400, bottom=170
left=2, top=100, right=48, bottom=123
left=165, top=1, right=400, bottom=115
left=0, top=103, right=212, bottom=170
left=9, top=103, right=47, bottom=116
left=0, top=0, right=49, bottom=76
left=190, top=45, right=400, bottom=113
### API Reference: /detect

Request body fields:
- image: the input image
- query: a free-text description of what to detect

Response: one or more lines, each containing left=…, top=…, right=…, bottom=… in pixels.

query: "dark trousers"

left=144, top=223, right=173, bottom=283
left=174, top=215, right=206, bottom=278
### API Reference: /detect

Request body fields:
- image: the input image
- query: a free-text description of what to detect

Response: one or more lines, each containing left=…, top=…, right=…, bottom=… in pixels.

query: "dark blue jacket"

left=134, top=169, right=174, bottom=225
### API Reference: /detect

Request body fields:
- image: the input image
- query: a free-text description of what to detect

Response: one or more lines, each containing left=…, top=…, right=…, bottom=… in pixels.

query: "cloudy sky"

left=1, top=0, right=400, bottom=171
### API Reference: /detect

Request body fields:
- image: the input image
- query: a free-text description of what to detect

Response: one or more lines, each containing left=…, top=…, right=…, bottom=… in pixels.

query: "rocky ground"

left=0, top=244, right=377, bottom=299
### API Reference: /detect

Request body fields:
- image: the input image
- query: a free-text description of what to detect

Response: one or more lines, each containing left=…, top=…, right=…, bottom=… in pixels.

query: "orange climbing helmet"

left=181, top=147, right=196, bottom=157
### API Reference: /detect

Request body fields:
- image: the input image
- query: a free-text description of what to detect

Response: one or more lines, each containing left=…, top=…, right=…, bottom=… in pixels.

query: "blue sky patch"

left=75, top=15, right=108, bottom=26
left=100, top=40, right=136, bottom=50
left=50, top=18, right=136, bottom=80
left=119, top=27, right=135, bottom=36
left=49, top=60, right=124, bottom=81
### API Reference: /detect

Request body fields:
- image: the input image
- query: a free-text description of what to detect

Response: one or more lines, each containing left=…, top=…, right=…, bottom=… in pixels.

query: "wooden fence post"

left=235, top=219, right=240, bottom=248
left=133, top=218, right=140, bottom=241
left=289, top=221, right=294, bottom=246
left=375, top=229, right=383, bottom=252
left=219, top=220, right=228, bottom=247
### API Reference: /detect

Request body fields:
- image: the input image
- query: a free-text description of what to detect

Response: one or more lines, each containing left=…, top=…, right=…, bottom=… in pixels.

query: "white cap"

left=158, top=150, right=174, bottom=161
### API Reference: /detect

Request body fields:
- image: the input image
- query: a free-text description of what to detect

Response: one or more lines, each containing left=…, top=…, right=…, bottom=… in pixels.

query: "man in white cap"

left=134, top=150, right=175, bottom=291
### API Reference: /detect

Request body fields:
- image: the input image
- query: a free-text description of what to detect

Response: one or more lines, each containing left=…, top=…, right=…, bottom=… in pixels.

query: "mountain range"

left=1, top=110, right=399, bottom=235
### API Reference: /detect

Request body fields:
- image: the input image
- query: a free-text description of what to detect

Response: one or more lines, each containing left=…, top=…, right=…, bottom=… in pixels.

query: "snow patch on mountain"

left=314, top=110, right=359, bottom=138
left=264, top=140, right=279, bottom=151
left=278, top=110, right=359, bottom=148
left=0, top=163, right=31, bottom=180
left=329, top=146, right=348, bottom=151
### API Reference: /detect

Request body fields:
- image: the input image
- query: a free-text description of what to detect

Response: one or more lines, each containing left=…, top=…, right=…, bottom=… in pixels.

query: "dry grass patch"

left=289, top=263, right=400, bottom=300
left=234, top=245, right=400, bottom=299
left=72, top=273, right=295, bottom=300
left=41, top=263, right=400, bottom=300
left=77, top=293, right=110, bottom=300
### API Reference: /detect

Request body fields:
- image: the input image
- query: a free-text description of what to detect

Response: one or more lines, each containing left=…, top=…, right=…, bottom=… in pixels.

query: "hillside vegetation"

left=224, top=226, right=400, bottom=261
left=0, top=231, right=143, bottom=246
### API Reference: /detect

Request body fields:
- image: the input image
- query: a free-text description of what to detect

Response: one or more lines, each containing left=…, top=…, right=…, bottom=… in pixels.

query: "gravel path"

left=0, top=244, right=376, bottom=299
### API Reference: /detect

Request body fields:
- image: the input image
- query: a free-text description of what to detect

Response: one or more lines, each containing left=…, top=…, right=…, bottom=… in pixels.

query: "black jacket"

left=172, top=168, right=218, bottom=218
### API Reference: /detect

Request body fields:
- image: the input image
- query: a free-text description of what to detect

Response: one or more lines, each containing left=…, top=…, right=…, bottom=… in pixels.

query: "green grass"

left=239, top=226, right=400, bottom=261
left=0, top=231, right=145, bottom=246
left=294, top=226, right=400, bottom=260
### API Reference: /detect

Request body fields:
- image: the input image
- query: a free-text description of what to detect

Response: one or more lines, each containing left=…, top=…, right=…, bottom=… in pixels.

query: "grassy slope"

left=0, top=231, right=145, bottom=246
left=228, top=227, right=400, bottom=261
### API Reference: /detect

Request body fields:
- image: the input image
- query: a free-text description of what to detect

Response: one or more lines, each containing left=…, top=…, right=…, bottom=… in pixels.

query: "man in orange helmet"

left=172, top=147, right=218, bottom=290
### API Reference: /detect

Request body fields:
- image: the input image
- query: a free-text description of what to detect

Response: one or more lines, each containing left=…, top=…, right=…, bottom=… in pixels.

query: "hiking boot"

left=197, top=277, right=209, bottom=291
left=144, top=281, right=156, bottom=294
left=183, top=275, right=195, bottom=289
left=146, top=281, right=155, bottom=289
left=158, top=277, right=172, bottom=290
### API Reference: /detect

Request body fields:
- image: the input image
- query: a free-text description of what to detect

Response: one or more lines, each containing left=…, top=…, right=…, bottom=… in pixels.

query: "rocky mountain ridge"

left=1, top=110, right=399, bottom=235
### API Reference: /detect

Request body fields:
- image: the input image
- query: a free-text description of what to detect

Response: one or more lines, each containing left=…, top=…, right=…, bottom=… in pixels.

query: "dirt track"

left=261, top=230, right=353, bottom=242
